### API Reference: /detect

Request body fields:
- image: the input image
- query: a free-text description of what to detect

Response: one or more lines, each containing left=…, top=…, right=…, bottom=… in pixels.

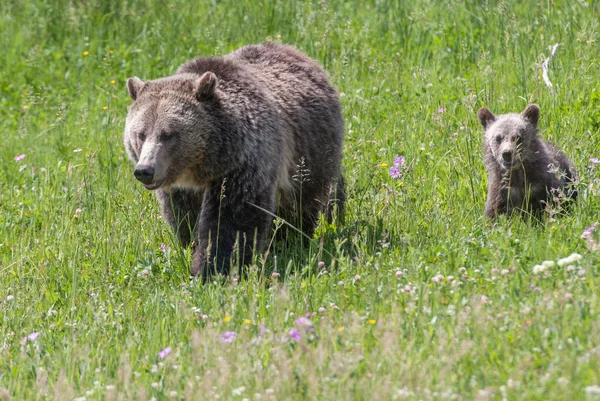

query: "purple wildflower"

left=590, top=158, right=600, bottom=164
left=294, top=317, right=311, bottom=327
left=437, top=107, right=446, bottom=114
left=20, top=331, right=40, bottom=344
left=220, top=331, right=237, bottom=343
left=289, top=328, right=302, bottom=342
left=14, top=154, right=25, bottom=162
left=393, top=156, right=405, bottom=167
left=389, top=166, right=400, bottom=178
left=160, top=243, right=167, bottom=253
left=158, top=346, right=171, bottom=359
left=259, top=325, right=270, bottom=336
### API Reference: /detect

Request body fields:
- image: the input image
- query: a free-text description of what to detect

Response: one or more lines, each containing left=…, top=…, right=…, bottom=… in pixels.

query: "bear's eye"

left=495, top=135, right=502, bottom=144
left=139, top=132, right=146, bottom=142
left=159, top=131, right=174, bottom=142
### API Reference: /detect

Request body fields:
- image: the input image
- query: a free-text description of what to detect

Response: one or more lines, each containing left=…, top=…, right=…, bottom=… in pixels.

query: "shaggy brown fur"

left=478, top=104, right=577, bottom=219
left=124, top=43, right=345, bottom=280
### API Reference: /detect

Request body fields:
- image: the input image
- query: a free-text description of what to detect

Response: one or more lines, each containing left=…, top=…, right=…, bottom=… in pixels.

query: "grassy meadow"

left=2, top=0, right=600, bottom=399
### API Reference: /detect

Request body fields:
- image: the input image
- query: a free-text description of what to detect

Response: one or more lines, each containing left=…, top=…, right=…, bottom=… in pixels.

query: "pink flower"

left=294, top=317, right=311, bottom=327
left=393, top=156, right=405, bottom=167
left=437, top=107, right=446, bottom=114
left=389, top=166, right=400, bottom=178
left=220, top=331, right=237, bottom=343
left=590, top=158, right=600, bottom=164
left=160, top=244, right=167, bottom=253
left=158, top=346, right=171, bottom=359
left=289, top=328, right=302, bottom=342
left=14, top=154, right=25, bottom=162
left=20, top=331, right=39, bottom=344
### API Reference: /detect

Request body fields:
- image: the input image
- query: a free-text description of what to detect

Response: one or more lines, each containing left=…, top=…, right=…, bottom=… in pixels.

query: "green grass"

left=2, top=0, right=600, bottom=399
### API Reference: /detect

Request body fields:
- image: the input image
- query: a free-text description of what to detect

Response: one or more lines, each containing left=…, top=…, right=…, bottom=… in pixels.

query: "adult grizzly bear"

left=478, top=104, right=576, bottom=219
left=124, top=43, right=345, bottom=280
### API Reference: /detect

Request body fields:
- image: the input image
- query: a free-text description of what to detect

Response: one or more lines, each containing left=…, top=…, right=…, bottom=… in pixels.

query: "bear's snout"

left=134, top=165, right=156, bottom=185
left=502, top=150, right=513, bottom=162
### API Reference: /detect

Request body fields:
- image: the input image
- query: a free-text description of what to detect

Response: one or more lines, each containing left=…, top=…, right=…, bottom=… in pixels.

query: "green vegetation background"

left=1, top=0, right=600, bottom=399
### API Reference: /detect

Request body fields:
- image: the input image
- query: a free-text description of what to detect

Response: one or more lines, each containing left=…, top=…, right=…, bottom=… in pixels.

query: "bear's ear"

left=126, top=77, right=145, bottom=101
left=477, top=107, right=496, bottom=129
left=194, top=72, right=218, bottom=101
left=522, top=104, right=540, bottom=126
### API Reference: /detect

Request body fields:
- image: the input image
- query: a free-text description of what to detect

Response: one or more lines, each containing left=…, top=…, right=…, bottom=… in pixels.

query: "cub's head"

left=124, top=72, right=218, bottom=190
left=478, top=104, right=540, bottom=171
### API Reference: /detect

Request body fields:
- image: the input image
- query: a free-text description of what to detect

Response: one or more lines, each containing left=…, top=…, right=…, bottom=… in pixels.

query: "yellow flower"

left=244, top=319, right=251, bottom=325
left=183, top=36, right=188, bottom=41
left=337, top=326, right=344, bottom=332
left=397, top=181, right=404, bottom=187
left=23, top=105, right=29, bottom=110
left=102, top=106, right=107, bottom=110
left=83, top=51, right=89, bottom=56
left=110, top=80, right=116, bottom=85
left=368, top=319, right=376, bottom=325
left=109, top=49, right=113, bottom=54
left=380, top=163, right=388, bottom=167
left=224, top=314, right=231, bottom=323
left=276, top=34, right=281, bottom=39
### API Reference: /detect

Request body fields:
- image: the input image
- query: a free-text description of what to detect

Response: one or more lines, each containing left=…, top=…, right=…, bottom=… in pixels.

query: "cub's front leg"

left=191, top=182, right=276, bottom=281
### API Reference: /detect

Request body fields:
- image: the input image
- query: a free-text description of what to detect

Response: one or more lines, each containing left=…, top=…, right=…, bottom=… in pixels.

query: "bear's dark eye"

left=495, top=135, right=502, bottom=144
left=159, top=131, right=174, bottom=142
left=139, top=132, right=146, bottom=142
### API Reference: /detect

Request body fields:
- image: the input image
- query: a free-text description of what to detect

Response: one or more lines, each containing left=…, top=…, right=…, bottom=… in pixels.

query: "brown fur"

left=124, top=43, right=345, bottom=280
left=478, top=104, right=577, bottom=219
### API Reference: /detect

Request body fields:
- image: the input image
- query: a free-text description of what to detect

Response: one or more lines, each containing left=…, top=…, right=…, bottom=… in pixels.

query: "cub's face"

left=123, top=72, right=218, bottom=190
left=478, top=104, right=540, bottom=171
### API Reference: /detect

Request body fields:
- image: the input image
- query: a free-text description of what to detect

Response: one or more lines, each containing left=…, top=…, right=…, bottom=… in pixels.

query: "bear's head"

left=124, top=72, right=219, bottom=190
left=478, top=104, right=540, bottom=171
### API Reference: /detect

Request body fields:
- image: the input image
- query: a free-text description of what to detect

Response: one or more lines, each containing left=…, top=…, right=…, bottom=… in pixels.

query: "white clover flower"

left=557, top=253, right=582, bottom=267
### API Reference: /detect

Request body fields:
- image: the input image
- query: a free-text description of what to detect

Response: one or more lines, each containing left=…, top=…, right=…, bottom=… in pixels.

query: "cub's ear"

left=194, top=72, right=218, bottom=101
left=477, top=107, right=496, bottom=129
left=126, top=77, right=145, bottom=100
left=522, top=104, right=540, bottom=126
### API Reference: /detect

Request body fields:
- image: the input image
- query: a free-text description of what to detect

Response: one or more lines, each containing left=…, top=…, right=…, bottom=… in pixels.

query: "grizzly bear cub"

left=124, top=43, right=345, bottom=280
left=478, top=104, right=577, bottom=219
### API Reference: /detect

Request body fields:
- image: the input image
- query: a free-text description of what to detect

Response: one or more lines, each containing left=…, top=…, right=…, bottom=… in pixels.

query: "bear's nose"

left=502, top=150, right=512, bottom=162
left=134, top=165, right=155, bottom=184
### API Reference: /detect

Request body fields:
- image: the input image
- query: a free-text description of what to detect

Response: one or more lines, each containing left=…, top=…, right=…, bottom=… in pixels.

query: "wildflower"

left=14, top=154, right=25, bottom=162
left=220, top=331, right=237, bottom=343
left=276, top=34, right=281, bottom=39
left=110, top=80, right=116, bottom=85
left=318, top=261, right=325, bottom=269
left=289, top=328, right=302, bottom=342
left=6, top=295, right=14, bottom=301
left=232, top=386, right=246, bottom=396
left=395, top=270, right=402, bottom=279
left=40, top=168, right=46, bottom=172
left=380, top=162, right=389, bottom=167
left=83, top=51, right=89, bottom=56
left=480, top=295, right=489, bottom=304
left=271, top=271, right=280, bottom=279
left=557, top=253, right=582, bottom=267
left=158, top=346, right=171, bottom=359
left=243, top=319, right=251, bottom=325
left=394, top=156, right=405, bottom=167
left=259, top=325, right=270, bottom=336
left=437, top=107, right=446, bottom=114
left=431, top=274, right=443, bottom=284
left=353, top=274, right=361, bottom=281
left=389, top=166, right=400, bottom=178
left=590, top=158, right=600, bottom=164
left=109, top=49, right=113, bottom=54
left=160, top=243, right=167, bottom=253
left=23, top=105, right=29, bottom=110
left=20, top=331, right=40, bottom=344
left=74, top=208, right=82, bottom=218
left=533, top=260, right=555, bottom=274
left=183, top=36, right=188, bottom=41
left=368, top=319, right=376, bottom=325
left=73, top=148, right=82, bottom=153
left=337, top=326, right=344, bottom=332
left=294, top=316, right=311, bottom=327
left=102, top=106, right=107, bottom=110
left=223, top=314, right=231, bottom=323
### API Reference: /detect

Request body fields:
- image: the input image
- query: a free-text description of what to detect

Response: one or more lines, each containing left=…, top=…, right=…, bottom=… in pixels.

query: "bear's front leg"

left=157, top=189, right=204, bottom=247
left=191, top=184, right=275, bottom=280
